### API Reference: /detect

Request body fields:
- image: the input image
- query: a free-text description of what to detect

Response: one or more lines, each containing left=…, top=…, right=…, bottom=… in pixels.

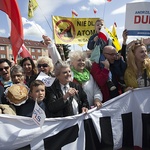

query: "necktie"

left=63, top=85, right=67, bottom=94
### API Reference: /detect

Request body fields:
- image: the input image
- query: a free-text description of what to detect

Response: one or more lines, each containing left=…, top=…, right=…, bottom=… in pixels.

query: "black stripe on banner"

left=100, top=116, right=114, bottom=150
left=142, top=113, right=150, bottom=150
left=121, top=112, right=134, bottom=150
left=16, top=145, right=31, bottom=150
left=43, top=124, right=79, bottom=150
left=84, top=118, right=101, bottom=150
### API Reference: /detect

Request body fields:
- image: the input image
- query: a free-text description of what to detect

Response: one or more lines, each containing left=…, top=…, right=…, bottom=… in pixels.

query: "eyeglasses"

left=104, top=53, right=118, bottom=56
left=0, top=66, right=10, bottom=72
left=37, top=64, right=49, bottom=68
left=11, top=74, right=23, bottom=78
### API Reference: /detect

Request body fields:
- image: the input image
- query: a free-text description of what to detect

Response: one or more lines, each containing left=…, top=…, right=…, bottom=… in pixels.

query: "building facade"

left=0, top=37, right=48, bottom=61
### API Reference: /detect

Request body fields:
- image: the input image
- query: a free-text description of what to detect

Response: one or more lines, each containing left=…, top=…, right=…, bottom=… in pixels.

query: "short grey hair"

left=68, top=50, right=87, bottom=63
left=10, top=65, right=24, bottom=77
left=54, top=60, right=70, bottom=77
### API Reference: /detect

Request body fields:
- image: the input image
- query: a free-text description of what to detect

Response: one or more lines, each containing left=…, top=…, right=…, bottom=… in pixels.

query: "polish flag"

left=0, top=0, right=23, bottom=63
left=98, top=27, right=109, bottom=42
left=114, top=22, right=117, bottom=27
left=107, top=0, right=112, bottom=2
left=18, top=44, right=32, bottom=58
left=93, top=8, right=98, bottom=14
left=72, top=9, right=78, bottom=16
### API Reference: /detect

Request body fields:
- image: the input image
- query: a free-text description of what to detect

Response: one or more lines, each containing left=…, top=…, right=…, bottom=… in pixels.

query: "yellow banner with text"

left=52, top=16, right=99, bottom=44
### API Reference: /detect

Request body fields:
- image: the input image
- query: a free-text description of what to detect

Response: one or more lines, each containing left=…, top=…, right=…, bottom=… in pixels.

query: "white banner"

left=1, top=87, right=150, bottom=150
left=125, top=2, right=150, bottom=36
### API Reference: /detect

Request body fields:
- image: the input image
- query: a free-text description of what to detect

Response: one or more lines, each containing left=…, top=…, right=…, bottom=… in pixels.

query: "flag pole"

left=37, top=4, right=53, bottom=33
left=103, top=0, right=106, bottom=19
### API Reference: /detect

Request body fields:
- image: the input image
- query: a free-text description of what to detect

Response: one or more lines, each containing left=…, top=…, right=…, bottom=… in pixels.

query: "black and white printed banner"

left=0, top=87, right=150, bottom=150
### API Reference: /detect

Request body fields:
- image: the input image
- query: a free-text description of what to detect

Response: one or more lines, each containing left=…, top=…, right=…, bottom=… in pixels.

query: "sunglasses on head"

left=37, top=63, right=49, bottom=68
left=0, top=66, right=10, bottom=72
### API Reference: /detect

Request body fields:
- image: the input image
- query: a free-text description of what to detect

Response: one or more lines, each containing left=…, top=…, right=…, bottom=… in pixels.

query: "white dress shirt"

left=60, top=83, right=79, bottom=115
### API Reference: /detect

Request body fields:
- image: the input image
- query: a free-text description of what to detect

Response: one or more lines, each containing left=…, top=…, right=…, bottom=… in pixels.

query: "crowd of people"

left=0, top=18, right=150, bottom=118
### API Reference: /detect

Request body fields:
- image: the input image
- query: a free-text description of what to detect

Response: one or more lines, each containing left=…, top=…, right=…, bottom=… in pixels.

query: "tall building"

left=0, top=37, right=48, bottom=60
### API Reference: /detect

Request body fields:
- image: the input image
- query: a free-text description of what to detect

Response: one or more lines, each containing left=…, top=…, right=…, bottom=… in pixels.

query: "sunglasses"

left=37, top=64, right=49, bottom=68
left=0, top=66, right=10, bottom=72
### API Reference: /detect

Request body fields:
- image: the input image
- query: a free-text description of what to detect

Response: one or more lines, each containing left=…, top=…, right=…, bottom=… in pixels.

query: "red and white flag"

left=0, top=0, right=23, bottom=63
left=98, top=27, right=109, bottom=42
left=72, top=9, right=78, bottom=17
left=107, top=0, right=112, bottom=2
left=93, top=8, right=98, bottom=14
left=18, top=44, right=32, bottom=58
left=114, top=22, right=117, bottom=27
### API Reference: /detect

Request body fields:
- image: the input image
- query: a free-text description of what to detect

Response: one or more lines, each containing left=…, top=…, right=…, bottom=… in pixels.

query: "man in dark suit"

left=45, top=60, right=89, bottom=117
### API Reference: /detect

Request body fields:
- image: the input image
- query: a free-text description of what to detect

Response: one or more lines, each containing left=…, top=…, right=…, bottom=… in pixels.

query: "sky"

left=0, top=0, right=149, bottom=50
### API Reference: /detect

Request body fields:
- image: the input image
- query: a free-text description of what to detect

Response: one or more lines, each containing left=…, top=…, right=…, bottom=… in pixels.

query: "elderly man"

left=91, top=45, right=127, bottom=102
left=45, top=60, right=89, bottom=117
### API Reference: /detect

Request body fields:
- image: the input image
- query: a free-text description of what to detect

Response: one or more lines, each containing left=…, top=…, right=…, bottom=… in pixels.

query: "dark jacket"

left=1, top=96, right=51, bottom=118
left=15, top=98, right=51, bottom=118
left=45, top=79, right=89, bottom=118
left=0, top=85, right=4, bottom=104
left=87, top=33, right=108, bottom=51
left=91, top=58, right=127, bottom=102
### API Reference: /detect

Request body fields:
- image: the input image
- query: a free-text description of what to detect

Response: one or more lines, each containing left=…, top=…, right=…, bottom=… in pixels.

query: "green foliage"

left=56, top=44, right=71, bottom=59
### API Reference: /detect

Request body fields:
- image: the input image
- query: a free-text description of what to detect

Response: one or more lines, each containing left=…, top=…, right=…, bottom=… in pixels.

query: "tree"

left=56, top=44, right=71, bottom=60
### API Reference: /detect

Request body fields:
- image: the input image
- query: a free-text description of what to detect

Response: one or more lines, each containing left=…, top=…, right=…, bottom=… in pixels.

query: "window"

left=9, top=54, right=13, bottom=59
left=31, top=49, right=35, bottom=52
left=32, top=55, right=36, bottom=59
left=37, top=49, right=41, bottom=53
left=0, top=46, right=5, bottom=50
left=1, top=54, right=6, bottom=58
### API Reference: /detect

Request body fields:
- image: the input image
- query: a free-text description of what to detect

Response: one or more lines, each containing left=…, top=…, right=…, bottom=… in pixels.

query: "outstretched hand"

left=42, top=35, right=51, bottom=46
left=122, top=29, right=128, bottom=45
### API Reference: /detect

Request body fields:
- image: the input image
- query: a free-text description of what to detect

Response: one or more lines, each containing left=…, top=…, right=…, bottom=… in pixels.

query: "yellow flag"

left=112, top=23, right=117, bottom=38
left=105, top=24, right=121, bottom=52
left=28, top=0, right=38, bottom=19
left=111, top=23, right=121, bottom=51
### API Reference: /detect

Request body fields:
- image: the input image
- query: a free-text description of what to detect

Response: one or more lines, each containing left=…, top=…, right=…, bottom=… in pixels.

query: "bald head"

left=103, top=46, right=118, bottom=64
left=103, top=45, right=116, bottom=53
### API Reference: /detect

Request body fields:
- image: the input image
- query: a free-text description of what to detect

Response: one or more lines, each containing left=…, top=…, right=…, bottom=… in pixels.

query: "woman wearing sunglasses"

left=37, top=56, right=54, bottom=76
left=27, top=56, right=55, bottom=86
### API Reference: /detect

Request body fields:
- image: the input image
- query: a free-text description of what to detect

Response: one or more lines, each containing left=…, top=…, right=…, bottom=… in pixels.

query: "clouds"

left=22, top=17, right=46, bottom=40
left=111, top=0, right=147, bottom=15
left=33, top=0, right=82, bottom=22
left=111, top=5, right=126, bottom=15
left=80, top=6, right=90, bottom=11
left=88, top=0, right=105, bottom=5
left=131, top=0, right=147, bottom=3
left=0, top=29, right=6, bottom=36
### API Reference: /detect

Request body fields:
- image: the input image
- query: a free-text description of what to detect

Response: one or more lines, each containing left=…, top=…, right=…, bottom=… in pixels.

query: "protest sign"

left=125, top=2, right=150, bottom=36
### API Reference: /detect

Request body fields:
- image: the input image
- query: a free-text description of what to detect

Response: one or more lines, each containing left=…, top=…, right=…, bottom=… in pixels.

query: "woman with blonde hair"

left=27, top=56, right=55, bottom=87
left=124, top=39, right=150, bottom=89
left=68, top=50, right=103, bottom=109
left=37, top=56, right=54, bottom=76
